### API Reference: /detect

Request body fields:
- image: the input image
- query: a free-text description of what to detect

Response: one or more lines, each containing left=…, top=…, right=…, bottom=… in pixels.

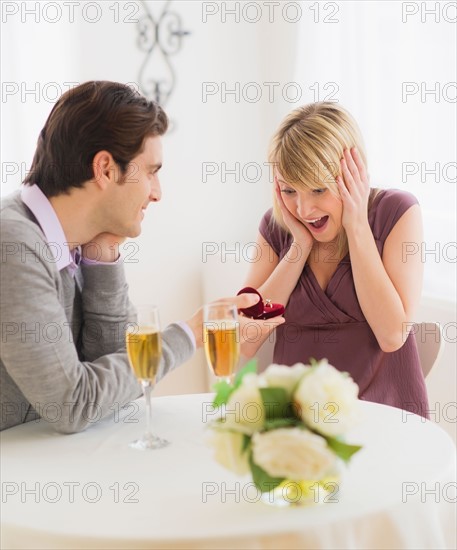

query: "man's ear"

left=92, top=151, right=118, bottom=189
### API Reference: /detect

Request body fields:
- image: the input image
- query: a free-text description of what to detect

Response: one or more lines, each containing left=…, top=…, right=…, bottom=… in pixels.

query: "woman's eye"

left=280, top=188, right=296, bottom=195
left=313, top=188, right=327, bottom=195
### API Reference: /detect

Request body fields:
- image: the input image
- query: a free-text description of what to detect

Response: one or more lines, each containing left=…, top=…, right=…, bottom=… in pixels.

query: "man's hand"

left=186, top=293, right=285, bottom=357
left=81, top=233, right=126, bottom=262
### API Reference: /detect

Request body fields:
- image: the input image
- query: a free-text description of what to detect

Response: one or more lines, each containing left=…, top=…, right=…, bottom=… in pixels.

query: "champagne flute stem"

left=142, top=379, right=153, bottom=440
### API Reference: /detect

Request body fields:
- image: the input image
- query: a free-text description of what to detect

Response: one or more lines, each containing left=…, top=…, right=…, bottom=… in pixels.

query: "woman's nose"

left=296, top=194, right=315, bottom=219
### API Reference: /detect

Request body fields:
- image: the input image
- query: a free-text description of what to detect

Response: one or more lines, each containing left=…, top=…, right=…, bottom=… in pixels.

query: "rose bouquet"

left=208, top=358, right=362, bottom=506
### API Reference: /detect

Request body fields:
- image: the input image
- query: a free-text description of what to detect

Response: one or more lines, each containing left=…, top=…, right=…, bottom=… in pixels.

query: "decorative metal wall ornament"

left=137, top=0, right=191, bottom=107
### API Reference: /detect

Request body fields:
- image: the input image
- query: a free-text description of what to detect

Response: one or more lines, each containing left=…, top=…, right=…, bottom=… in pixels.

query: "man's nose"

left=150, top=179, right=162, bottom=202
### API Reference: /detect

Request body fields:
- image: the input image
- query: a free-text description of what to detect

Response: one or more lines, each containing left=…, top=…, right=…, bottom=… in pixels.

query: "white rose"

left=294, top=360, right=359, bottom=437
left=252, top=428, right=335, bottom=480
left=222, top=373, right=265, bottom=435
left=260, top=363, right=309, bottom=397
left=209, top=430, right=249, bottom=475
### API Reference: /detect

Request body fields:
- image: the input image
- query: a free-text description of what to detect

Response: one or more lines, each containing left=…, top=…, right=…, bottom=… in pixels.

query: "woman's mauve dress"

left=259, top=188, right=429, bottom=418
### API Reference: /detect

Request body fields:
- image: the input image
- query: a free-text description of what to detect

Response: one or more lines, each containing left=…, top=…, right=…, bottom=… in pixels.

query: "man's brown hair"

left=24, top=81, right=168, bottom=197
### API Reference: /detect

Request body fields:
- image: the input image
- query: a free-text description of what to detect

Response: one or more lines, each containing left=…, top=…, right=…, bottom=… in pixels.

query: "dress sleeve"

left=370, top=189, right=419, bottom=244
left=259, top=208, right=291, bottom=258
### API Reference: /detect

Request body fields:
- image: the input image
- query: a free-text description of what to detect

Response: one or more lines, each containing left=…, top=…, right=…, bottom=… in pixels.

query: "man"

left=0, top=81, right=283, bottom=433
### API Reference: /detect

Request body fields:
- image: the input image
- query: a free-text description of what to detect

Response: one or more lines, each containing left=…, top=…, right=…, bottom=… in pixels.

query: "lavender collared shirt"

left=21, top=184, right=82, bottom=277
left=20, top=184, right=196, bottom=350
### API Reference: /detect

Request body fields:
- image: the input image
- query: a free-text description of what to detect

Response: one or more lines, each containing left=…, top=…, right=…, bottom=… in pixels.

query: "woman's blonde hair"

left=269, top=102, right=378, bottom=259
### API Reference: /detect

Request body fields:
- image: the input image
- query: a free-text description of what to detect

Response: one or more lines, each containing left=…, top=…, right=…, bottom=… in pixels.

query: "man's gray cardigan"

left=0, top=191, right=194, bottom=433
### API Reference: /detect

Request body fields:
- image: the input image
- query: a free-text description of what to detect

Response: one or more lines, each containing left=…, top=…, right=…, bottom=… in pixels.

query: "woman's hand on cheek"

left=337, top=148, right=370, bottom=233
left=274, top=180, right=314, bottom=251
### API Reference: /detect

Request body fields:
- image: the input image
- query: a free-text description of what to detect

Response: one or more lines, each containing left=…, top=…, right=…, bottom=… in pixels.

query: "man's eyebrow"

left=146, top=163, right=162, bottom=170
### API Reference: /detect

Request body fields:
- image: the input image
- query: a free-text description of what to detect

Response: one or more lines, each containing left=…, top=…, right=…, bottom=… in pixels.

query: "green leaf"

left=212, top=360, right=258, bottom=408
left=263, top=417, right=303, bottom=431
left=241, top=434, right=251, bottom=454
left=259, top=387, right=291, bottom=419
left=325, top=436, right=363, bottom=462
left=249, top=453, right=284, bottom=493
left=212, top=380, right=234, bottom=407
left=234, top=359, right=258, bottom=389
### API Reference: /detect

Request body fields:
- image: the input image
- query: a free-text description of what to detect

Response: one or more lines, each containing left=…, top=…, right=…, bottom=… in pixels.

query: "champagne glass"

left=126, top=305, right=169, bottom=450
left=203, top=303, right=240, bottom=383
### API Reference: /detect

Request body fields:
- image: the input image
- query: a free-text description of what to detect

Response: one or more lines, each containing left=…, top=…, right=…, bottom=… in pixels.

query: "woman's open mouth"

left=304, top=215, right=329, bottom=233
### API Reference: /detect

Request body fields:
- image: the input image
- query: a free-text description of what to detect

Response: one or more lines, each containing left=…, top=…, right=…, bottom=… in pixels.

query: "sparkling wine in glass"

left=126, top=305, right=169, bottom=450
left=203, top=303, right=240, bottom=383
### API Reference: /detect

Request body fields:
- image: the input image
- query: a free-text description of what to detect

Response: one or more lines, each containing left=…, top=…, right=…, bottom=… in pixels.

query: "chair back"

left=413, top=322, right=445, bottom=378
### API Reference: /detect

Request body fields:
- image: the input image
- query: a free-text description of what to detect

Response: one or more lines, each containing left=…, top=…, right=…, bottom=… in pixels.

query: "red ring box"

left=237, top=287, right=285, bottom=320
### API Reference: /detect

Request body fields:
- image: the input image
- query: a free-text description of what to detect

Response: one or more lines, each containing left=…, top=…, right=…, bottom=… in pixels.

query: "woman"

left=245, top=102, right=428, bottom=417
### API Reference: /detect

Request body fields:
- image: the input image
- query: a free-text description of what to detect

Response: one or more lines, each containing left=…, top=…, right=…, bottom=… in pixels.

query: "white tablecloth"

left=1, top=394, right=456, bottom=549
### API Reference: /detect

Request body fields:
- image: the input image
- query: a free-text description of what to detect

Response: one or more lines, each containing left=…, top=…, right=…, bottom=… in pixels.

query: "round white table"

left=1, top=394, right=456, bottom=549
